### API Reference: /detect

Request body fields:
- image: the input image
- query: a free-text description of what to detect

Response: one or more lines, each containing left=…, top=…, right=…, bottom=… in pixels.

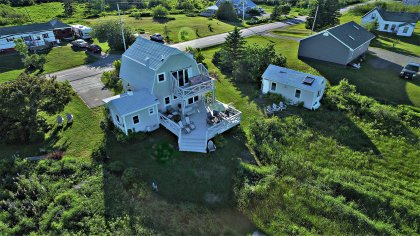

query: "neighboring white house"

left=200, top=5, right=219, bottom=17
left=0, top=19, right=72, bottom=52
left=103, top=37, right=242, bottom=153
left=215, top=0, right=258, bottom=15
left=71, top=25, right=92, bottom=39
left=402, top=0, right=420, bottom=6
left=261, top=65, right=326, bottom=110
left=361, top=7, right=419, bottom=37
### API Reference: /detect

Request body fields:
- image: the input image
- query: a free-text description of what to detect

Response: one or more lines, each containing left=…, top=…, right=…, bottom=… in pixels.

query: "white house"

left=361, top=7, right=419, bottom=37
left=103, top=37, right=242, bottom=153
left=261, top=65, right=326, bottom=110
left=0, top=19, right=72, bottom=52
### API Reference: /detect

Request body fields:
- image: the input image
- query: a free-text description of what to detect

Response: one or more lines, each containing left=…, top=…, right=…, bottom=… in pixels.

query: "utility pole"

left=311, top=5, right=319, bottom=33
left=242, top=0, right=245, bottom=23
left=117, top=3, right=127, bottom=51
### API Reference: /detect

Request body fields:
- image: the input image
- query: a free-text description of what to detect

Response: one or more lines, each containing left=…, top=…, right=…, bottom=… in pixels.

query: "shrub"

left=153, top=5, right=169, bottom=18
left=151, top=142, right=177, bottom=164
left=121, top=167, right=141, bottom=188
left=92, top=143, right=107, bottom=162
left=108, top=161, right=125, bottom=174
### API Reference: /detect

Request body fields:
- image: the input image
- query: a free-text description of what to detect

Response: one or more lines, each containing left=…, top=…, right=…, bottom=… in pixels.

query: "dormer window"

left=157, top=73, right=165, bottom=83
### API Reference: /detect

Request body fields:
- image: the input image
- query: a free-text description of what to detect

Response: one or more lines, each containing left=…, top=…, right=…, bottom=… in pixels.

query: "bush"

left=153, top=5, right=169, bottom=18
left=121, top=167, right=141, bottom=188
left=216, top=1, right=238, bottom=22
left=108, top=161, right=125, bottom=174
left=92, top=143, right=107, bottom=162
left=151, top=142, right=177, bottom=164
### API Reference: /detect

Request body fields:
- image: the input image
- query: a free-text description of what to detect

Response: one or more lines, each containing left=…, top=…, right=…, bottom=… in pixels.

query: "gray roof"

left=262, top=64, right=326, bottom=93
left=0, top=19, right=70, bottom=36
left=318, top=21, right=375, bottom=50
left=365, top=7, right=420, bottom=23
left=216, top=0, right=257, bottom=8
left=103, top=89, right=159, bottom=116
left=123, top=37, right=183, bottom=71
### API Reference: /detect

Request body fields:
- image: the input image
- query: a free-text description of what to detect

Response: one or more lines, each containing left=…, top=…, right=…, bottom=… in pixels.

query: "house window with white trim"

left=149, top=107, right=155, bottom=115
left=295, top=89, right=301, bottom=98
left=164, top=96, right=171, bottom=105
left=384, top=24, right=389, bottom=30
left=403, top=27, right=409, bottom=33
left=391, top=24, right=396, bottom=31
left=317, top=90, right=321, bottom=97
left=157, top=73, right=165, bottom=83
left=271, top=82, right=277, bottom=91
left=6, top=37, right=14, bottom=42
left=132, top=115, right=140, bottom=124
left=188, top=95, right=199, bottom=104
left=172, top=68, right=190, bottom=87
left=42, top=33, right=49, bottom=38
left=371, top=13, right=376, bottom=19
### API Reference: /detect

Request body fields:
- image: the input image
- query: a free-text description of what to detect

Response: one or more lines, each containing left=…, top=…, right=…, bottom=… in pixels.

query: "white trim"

left=123, top=103, right=159, bottom=117
left=164, top=96, right=171, bottom=106
left=271, top=82, right=277, bottom=91
left=157, top=72, right=166, bottom=83
left=132, top=115, right=140, bottom=125
left=294, top=89, right=302, bottom=99
left=148, top=107, right=155, bottom=115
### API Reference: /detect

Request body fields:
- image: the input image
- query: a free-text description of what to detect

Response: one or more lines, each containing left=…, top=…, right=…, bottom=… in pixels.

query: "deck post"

left=212, top=89, right=215, bottom=104
left=181, top=99, right=186, bottom=117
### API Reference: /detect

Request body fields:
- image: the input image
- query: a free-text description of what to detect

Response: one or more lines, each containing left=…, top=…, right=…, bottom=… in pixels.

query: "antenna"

left=117, top=3, right=127, bottom=51
left=311, top=5, right=319, bottom=34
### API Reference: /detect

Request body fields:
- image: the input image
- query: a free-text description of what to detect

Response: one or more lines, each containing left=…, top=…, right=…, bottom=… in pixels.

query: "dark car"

left=150, top=33, right=164, bottom=43
left=87, top=44, right=102, bottom=54
left=71, top=39, right=89, bottom=48
left=399, top=63, right=419, bottom=80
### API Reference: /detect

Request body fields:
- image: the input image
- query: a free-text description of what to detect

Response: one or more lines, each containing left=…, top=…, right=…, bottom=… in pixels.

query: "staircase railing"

left=159, top=113, right=181, bottom=137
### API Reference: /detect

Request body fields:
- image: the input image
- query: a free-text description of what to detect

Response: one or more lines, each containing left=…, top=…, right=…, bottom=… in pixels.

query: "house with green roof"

left=0, top=19, right=72, bottom=52
left=103, top=37, right=242, bottom=153
left=361, top=7, right=419, bottom=37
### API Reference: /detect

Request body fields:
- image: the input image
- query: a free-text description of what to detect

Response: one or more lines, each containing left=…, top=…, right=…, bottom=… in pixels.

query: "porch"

left=159, top=100, right=242, bottom=153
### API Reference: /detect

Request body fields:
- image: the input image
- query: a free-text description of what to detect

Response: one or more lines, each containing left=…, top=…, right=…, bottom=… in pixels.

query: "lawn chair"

left=266, top=106, right=273, bottom=115
left=185, top=116, right=196, bottom=130
left=279, top=101, right=287, bottom=111
left=66, top=113, right=73, bottom=124
left=207, top=140, right=216, bottom=153
left=272, top=103, right=281, bottom=112
left=178, top=121, right=191, bottom=134
left=56, top=115, right=64, bottom=127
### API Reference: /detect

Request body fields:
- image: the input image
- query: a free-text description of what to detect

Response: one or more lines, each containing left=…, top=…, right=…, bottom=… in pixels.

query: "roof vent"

left=279, top=71, right=286, bottom=74
left=348, top=35, right=355, bottom=40
left=161, top=55, right=165, bottom=61
left=353, top=25, right=359, bottom=30
left=303, top=76, right=315, bottom=85
left=145, top=57, right=150, bottom=67
left=323, top=32, right=329, bottom=36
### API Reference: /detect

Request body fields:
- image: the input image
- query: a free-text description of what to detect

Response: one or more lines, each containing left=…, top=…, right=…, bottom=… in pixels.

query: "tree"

left=153, top=5, right=169, bottom=18
left=216, top=1, right=237, bottom=22
left=0, top=74, right=73, bottom=143
left=92, top=21, right=136, bottom=51
left=89, top=0, right=105, bottom=15
left=271, top=5, right=281, bottom=20
left=281, top=4, right=291, bottom=15
left=63, top=0, right=75, bottom=17
left=14, top=38, right=46, bottom=71
left=305, top=0, right=340, bottom=31
left=163, top=24, right=171, bottom=42
left=221, top=27, right=245, bottom=72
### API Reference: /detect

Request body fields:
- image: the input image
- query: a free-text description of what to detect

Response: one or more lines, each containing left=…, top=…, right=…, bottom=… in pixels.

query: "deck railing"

left=159, top=113, right=181, bottom=137
left=206, top=101, right=242, bottom=139
left=171, top=74, right=214, bottom=98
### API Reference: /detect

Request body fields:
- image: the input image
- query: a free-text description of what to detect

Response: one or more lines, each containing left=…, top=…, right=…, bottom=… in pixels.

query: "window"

left=173, top=95, right=178, bottom=100
left=371, top=13, right=376, bottom=19
left=391, top=24, right=396, bottom=31
left=317, top=90, right=321, bottom=97
left=403, top=27, right=409, bottom=33
left=164, top=96, right=171, bottom=105
left=271, top=82, right=277, bottom=91
left=116, top=115, right=120, bottom=123
left=188, top=95, right=199, bottom=104
left=42, top=33, right=49, bottom=38
left=6, top=37, right=14, bottom=42
left=22, top=36, right=31, bottom=41
left=384, top=24, right=389, bottom=30
left=157, top=73, right=165, bottom=83
left=172, top=68, right=190, bottom=87
left=295, top=89, right=301, bottom=98
left=149, top=107, right=155, bottom=115
left=132, top=115, right=139, bottom=124
left=36, top=36, right=41, bottom=40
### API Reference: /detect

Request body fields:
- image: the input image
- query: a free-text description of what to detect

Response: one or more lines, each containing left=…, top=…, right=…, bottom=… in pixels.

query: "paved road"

left=368, top=47, right=420, bottom=67
left=171, top=16, right=307, bottom=51
left=48, top=54, right=120, bottom=108
left=340, top=0, right=376, bottom=13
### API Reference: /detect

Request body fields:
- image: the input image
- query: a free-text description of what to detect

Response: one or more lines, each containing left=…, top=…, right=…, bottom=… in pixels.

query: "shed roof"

left=103, top=89, right=159, bottom=116
left=301, top=21, right=375, bottom=50
left=0, top=19, right=70, bottom=36
left=364, top=7, right=420, bottom=23
left=262, top=64, right=326, bottom=93
left=123, top=37, right=183, bottom=71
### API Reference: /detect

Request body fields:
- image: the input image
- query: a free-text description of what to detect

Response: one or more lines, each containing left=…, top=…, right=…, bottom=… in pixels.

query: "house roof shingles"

left=103, top=89, right=159, bottom=116
left=368, top=7, right=420, bottom=23
left=123, top=37, right=183, bottom=71
left=262, top=64, right=326, bottom=93
left=0, top=19, right=70, bottom=36
left=325, top=21, right=376, bottom=50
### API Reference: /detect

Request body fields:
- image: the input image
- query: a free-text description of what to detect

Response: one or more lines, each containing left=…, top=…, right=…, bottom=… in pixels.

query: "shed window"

left=133, top=115, right=140, bottom=124
left=157, top=73, right=165, bottom=82
left=149, top=107, right=155, bottom=115
left=164, top=96, right=171, bottom=105
left=42, top=33, right=49, bottom=38
left=271, top=82, right=277, bottom=91
left=403, top=27, right=409, bottom=33
left=295, top=89, right=301, bottom=98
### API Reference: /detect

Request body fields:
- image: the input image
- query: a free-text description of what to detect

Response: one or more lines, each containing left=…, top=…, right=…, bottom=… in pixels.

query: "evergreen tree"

left=305, top=0, right=340, bottom=31
left=271, top=5, right=281, bottom=20
left=222, top=27, right=245, bottom=72
left=63, top=0, right=75, bottom=17
left=216, top=1, right=237, bottom=22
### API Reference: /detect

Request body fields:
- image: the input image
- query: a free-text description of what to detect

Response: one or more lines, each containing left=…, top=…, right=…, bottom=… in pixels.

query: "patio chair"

left=185, top=116, right=196, bottom=130
left=207, top=140, right=216, bottom=153
left=56, top=115, right=64, bottom=127
left=66, top=113, right=73, bottom=124
left=207, top=111, right=214, bottom=124
left=178, top=121, right=191, bottom=134
left=266, top=106, right=273, bottom=115
left=272, top=103, right=281, bottom=112
left=279, top=101, right=287, bottom=111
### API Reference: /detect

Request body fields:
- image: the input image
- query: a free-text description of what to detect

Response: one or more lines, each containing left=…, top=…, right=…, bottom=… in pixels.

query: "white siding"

left=361, top=10, right=416, bottom=37
left=0, top=30, right=56, bottom=50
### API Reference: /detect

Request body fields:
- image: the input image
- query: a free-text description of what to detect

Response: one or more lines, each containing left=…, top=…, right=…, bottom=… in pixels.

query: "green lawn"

left=0, top=45, right=97, bottom=84
left=86, top=14, right=242, bottom=43
left=271, top=23, right=312, bottom=38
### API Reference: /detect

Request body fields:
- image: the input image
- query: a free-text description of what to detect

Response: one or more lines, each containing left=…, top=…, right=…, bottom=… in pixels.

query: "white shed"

left=261, top=65, right=326, bottom=110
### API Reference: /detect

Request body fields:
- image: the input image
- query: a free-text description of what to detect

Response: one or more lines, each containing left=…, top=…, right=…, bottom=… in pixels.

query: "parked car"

left=71, top=39, right=89, bottom=48
left=150, top=33, right=164, bottom=43
left=87, top=44, right=102, bottom=54
left=399, top=62, right=419, bottom=80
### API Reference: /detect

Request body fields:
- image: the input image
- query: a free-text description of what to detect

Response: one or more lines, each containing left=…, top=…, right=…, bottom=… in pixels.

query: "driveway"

left=48, top=54, right=121, bottom=108
left=368, top=47, right=420, bottom=67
